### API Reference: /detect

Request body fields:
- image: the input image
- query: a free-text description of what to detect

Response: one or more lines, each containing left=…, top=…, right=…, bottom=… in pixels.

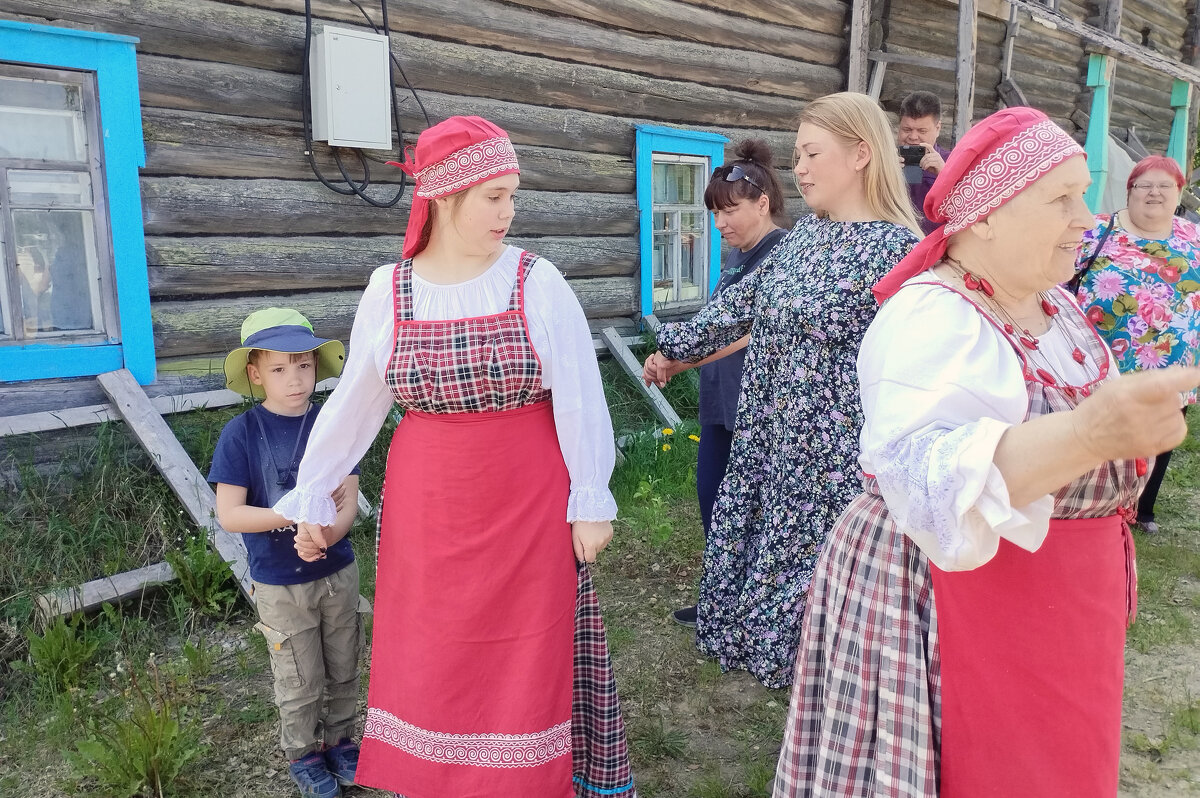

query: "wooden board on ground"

left=96, top=368, right=254, bottom=601
left=35, top=562, right=177, bottom=623
left=601, top=327, right=682, bottom=429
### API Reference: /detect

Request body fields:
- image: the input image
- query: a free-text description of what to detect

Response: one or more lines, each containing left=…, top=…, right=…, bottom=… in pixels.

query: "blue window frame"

left=635, top=125, right=728, bottom=318
left=0, top=21, right=153, bottom=384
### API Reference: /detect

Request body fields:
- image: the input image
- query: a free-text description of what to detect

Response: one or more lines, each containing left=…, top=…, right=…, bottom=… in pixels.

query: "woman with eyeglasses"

left=650, top=138, right=789, bottom=628
left=1072, top=155, right=1200, bottom=533
left=642, top=93, right=922, bottom=688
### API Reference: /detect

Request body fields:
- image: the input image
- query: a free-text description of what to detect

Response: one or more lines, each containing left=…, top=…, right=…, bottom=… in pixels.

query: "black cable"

left=301, top=0, right=424, bottom=207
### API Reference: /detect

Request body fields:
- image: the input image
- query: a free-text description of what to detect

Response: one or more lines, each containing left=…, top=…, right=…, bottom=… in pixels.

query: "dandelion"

left=688, top=434, right=700, bottom=442
left=662, top=444, right=672, bottom=452
left=662, top=427, right=674, bottom=435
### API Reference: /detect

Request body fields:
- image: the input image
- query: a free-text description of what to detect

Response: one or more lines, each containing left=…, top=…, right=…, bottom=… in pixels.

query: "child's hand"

left=331, top=482, right=348, bottom=513
left=295, top=522, right=330, bottom=562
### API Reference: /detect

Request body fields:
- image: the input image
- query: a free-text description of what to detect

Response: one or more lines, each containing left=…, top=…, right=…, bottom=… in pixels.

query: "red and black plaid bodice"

left=385, top=251, right=553, bottom=414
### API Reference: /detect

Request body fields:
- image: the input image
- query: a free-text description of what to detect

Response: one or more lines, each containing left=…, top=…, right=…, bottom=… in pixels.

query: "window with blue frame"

left=635, top=125, right=728, bottom=317
left=0, top=21, right=153, bottom=384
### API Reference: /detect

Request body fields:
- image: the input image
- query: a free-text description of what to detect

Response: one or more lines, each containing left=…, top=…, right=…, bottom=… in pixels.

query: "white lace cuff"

left=272, top=488, right=338, bottom=527
left=567, top=486, right=618, bottom=523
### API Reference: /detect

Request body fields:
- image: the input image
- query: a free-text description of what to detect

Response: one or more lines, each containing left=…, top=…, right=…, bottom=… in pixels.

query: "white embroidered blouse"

left=858, top=279, right=1107, bottom=572
left=273, top=245, right=618, bottom=526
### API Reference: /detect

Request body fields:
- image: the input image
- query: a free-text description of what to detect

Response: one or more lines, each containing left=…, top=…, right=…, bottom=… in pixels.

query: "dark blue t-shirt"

left=207, top=403, right=356, bottom=586
left=698, top=227, right=787, bottom=430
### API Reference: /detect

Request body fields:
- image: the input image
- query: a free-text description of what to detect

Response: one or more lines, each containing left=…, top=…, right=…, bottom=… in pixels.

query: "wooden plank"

left=152, top=278, right=638, bottom=359
left=868, top=61, right=888, bottom=100
left=1007, top=0, right=1200, bottom=85
left=868, top=50, right=955, bottom=70
left=95, top=369, right=254, bottom=603
left=600, top=327, right=681, bottom=429
left=145, top=234, right=638, bottom=298
left=36, top=562, right=177, bottom=623
left=141, top=108, right=635, bottom=194
left=140, top=178, right=639, bottom=238
left=849, top=0, right=871, bottom=92
left=997, top=77, right=1031, bottom=106
left=134, top=36, right=824, bottom=132
left=955, top=0, right=979, bottom=141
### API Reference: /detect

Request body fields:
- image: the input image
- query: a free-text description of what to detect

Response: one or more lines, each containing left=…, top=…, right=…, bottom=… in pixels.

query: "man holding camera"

left=897, top=91, right=951, bottom=234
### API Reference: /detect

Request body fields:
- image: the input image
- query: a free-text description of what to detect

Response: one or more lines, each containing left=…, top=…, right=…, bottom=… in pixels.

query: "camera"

left=899, top=145, right=926, bottom=166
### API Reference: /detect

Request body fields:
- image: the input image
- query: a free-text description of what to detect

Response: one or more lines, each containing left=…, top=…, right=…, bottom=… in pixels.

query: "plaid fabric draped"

left=774, top=284, right=1146, bottom=797
left=572, top=563, right=635, bottom=798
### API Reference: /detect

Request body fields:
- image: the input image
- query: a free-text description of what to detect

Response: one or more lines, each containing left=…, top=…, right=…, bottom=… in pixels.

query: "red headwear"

left=388, top=116, right=520, bottom=259
left=872, top=107, right=1085, bottom=303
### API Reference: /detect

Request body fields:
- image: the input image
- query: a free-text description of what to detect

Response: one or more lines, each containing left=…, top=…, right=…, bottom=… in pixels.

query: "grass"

left=8, top=367, right=1200, bottom=795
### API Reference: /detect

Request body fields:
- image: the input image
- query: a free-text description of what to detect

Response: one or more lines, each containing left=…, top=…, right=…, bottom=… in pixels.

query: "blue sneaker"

left=289, top=752, right=340, bottom=798
left=324, top=738, right=359, bottom=787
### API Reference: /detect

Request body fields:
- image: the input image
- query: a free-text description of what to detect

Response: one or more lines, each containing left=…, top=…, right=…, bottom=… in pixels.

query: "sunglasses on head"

left=720, top=163, right=765, bottom=193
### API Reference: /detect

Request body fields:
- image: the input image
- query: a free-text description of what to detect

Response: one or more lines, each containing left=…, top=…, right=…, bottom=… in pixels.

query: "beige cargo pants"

left=254, top=560, right=362, bottom=760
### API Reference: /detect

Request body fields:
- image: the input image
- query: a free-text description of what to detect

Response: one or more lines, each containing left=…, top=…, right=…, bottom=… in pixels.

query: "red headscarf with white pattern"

left=872, top=107, right=1085, bottom=303
left=388, top=116, right=520, bottom=259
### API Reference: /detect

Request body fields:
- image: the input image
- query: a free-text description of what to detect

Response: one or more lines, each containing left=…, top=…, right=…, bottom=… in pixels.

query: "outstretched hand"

left=1073, top=366, right=1200, bottom=462
left=642, top=351, right=682, bottom=389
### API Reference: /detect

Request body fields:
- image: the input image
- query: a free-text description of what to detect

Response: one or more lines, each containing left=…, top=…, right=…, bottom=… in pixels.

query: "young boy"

left=208, top=308, right=361, bottom=798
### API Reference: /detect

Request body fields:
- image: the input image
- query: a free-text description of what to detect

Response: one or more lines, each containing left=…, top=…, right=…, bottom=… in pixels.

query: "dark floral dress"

left=657, top=216, right=918, bottom=688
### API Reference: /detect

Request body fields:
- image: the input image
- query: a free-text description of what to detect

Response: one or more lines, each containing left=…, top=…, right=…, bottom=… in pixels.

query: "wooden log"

left=145, top=235, right=638, bottom=299
left=133, top=27, right=827, bottom=133
left=152, top=278, right=638, bottom=359
left=8, top=0, right=845, bottom=99
left=140, top=177, right=639, bottom=238
left=470, top=0, right=845, bottom=62
left=96, top=369, right=254, bottom=603
left=600, top=327, right=681, bottom=429
left=671, top=0, right=847, bottom=35
left=956, top=0, right=979, bottom=141
left=141, top=108, right=635, bottom=194
left=36, top=562, right=177, bottom=623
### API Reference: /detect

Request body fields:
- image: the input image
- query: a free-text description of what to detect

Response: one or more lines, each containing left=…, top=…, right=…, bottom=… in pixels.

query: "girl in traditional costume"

left=774, top=107, right=1199, bottom=797
left=276, top=116, right=635, bottom=798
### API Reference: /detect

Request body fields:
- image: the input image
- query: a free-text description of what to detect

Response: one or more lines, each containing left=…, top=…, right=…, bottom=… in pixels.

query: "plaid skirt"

left=774, top=490, right=940, bottom=798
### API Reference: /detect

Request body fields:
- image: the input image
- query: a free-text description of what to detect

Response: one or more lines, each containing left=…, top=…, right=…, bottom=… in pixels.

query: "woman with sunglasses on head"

left=1072, top=155, right=1200, bottom=534
left=643, top=93, right=922, bottom=688
left=655, top=138, right=789, bottom=628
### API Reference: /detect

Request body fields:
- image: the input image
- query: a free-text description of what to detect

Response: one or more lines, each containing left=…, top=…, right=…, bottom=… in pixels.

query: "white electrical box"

left=310, top=25, right=393, bottom=149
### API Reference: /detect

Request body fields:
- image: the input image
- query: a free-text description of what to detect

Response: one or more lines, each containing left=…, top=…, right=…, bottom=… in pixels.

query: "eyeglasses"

left=722, top=164, right=765, bottom=193
left=1131, top=182, right=1179, bottom=192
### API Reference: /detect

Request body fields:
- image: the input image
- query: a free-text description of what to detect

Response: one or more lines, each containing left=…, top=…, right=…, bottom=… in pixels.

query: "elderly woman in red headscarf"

left=275, top=116, right=634, bottom=798
left=773, top=108, right=1200, bottom=798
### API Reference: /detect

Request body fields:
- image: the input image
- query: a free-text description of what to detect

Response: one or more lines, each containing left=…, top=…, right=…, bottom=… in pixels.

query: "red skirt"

left=932, top=514, right=1136, bottom=797
left=358, top=401, right=577, bottom=798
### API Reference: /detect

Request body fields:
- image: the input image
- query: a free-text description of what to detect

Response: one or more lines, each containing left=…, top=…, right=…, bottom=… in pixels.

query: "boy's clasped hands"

left=293, top=482, right=349, bottom=562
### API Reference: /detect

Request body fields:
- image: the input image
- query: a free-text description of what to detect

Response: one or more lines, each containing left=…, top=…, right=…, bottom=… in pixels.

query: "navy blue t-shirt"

left=207, top=403, right=357, bottom=586
left=698, top=227, right=787, bottom=430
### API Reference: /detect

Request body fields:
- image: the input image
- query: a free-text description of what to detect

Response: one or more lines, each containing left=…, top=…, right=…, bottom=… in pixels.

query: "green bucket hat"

left=223, top=308, right=346, bottom=397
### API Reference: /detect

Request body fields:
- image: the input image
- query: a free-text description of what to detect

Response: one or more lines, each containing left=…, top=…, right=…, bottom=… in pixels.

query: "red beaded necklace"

left=944, top=258, right=1089, bottom=379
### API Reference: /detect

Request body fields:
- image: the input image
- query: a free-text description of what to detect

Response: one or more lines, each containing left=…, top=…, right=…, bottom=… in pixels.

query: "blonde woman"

left=644, top=92, right=922, bottom=688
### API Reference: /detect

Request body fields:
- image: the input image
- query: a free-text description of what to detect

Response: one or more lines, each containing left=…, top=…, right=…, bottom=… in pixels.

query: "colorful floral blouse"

left=1075, top=213, right=1200, bottom=404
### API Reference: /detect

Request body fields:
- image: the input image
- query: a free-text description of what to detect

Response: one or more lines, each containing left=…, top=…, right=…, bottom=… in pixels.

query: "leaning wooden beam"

left=96, top=369, right=255, bottom=603
left=955, top=0, right=979, bottom=141
left=848, top=0, right=870, bottom=93
left=36, top=562, right=176, bottom=623
left=1007, top=0, right=1200, bottom=86
left=600, top=327, right=682, bottom=429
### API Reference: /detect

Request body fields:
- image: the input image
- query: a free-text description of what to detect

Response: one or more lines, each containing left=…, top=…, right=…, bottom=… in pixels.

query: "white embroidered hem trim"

left=363, top=708, right=571, bottom=768
left=272, top=489, right=337, bottom=527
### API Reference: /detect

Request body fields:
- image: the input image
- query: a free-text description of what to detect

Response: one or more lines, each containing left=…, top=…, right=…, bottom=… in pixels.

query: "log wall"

left=0, top=0, right=847, bottom=373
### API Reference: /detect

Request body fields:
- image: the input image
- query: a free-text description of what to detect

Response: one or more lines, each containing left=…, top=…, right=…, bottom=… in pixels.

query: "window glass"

left=12, top=209, right=101, bottom=335
left=9, top=170, right=92, bottom=205
left=650, top=157, right=708, bottom=307
left=0, top=76, right=88, bottom=162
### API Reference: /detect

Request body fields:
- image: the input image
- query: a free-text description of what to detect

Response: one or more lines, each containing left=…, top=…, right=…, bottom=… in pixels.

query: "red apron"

left=923, top=283, right=1144, bottom=797
left=357, top=252, right=633, bottom=798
